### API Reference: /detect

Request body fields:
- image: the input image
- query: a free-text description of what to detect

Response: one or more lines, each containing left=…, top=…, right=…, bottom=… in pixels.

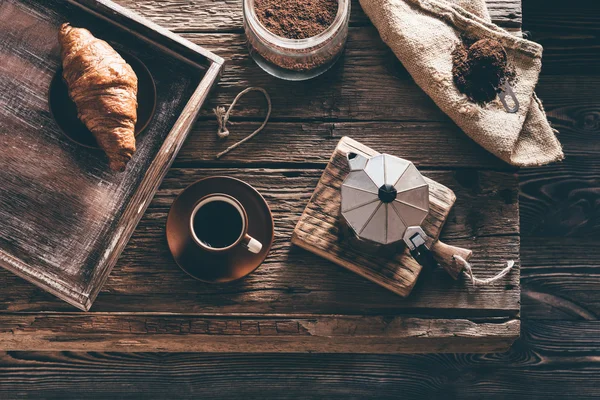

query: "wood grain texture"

left=517, top=84, right=600, bottom=237
left=522, top=0, right=600, bottom=74
left=183, top=33, right=595, bottom=123
left=176, top=94, right=598, bottom=169
left=112, top=0, right=522, bottom=33
left=521, top=237, right=600, bottom=320
left=0, top=315, right=518, bottom=353
left=0, top=0, right=221, bottom=311
left=291, top=137, right=460, bottom=297
left=519, top=157, right=600, bottom=237
left=85, top=0, right=526, bottom=171
left=516, top=0, right=600, bottom=239
left=0, top=321, right=597, bottom=399
left=178, top=120, right=514, bottom=169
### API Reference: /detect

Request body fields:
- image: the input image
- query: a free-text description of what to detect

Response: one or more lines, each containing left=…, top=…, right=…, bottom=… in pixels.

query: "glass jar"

left=243, top=0, right=351, bottom=81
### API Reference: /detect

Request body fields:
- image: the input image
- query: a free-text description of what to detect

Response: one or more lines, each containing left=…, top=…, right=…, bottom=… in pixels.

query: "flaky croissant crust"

left=58, top=23, right=138, bottom=171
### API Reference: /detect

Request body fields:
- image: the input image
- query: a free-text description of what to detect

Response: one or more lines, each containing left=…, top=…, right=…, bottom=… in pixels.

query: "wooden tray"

left=292, top=137, right=456, bottom=297
left=0, top=0, right=223, bottom=311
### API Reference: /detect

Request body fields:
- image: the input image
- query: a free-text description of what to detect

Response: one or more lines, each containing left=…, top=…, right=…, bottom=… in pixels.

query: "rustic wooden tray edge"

left=0, top=0, right=223, bottom=311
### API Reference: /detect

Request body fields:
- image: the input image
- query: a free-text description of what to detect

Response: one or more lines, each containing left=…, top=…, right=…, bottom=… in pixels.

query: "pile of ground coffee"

left=452, top=38, right=516, bottom=104
left=255, top=0, right=338, bottom=39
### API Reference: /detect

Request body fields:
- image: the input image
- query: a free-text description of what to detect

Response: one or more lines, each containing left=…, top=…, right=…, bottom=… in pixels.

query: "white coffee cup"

left=189, top=194, right=262, bottom=254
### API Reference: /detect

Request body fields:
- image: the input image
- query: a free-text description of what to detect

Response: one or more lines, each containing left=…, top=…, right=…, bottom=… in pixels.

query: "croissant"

left=58, top=23, right=138, bottom=171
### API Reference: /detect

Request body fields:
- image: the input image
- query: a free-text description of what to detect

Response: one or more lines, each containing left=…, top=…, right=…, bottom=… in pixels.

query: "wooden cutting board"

left=292, top=136, right=456, bottom=297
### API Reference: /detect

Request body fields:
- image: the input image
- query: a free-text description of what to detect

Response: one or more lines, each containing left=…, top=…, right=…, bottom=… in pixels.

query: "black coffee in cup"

left=192, top=200, right=243, bottom=249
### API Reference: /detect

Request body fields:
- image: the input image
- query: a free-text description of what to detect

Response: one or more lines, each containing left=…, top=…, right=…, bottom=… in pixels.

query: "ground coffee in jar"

left=254, top=0, right=338, bottom=39
left=243, top=0, right=350, bottom=80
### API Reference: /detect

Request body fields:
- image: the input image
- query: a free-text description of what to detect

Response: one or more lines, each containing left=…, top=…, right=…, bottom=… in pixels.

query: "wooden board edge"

left=0, top=315, right=520, bottom=353
left=425, top=175, right=456, bottom=242
left=290, top=233, right=416, bottom=297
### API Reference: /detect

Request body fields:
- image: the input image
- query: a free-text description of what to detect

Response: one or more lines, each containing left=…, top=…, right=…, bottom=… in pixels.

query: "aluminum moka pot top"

left=341, top=152, right=429, bottom=245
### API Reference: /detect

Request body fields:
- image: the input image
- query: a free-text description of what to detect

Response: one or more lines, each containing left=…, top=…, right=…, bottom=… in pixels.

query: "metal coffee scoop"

left=341, top=152, right=472, bottom=278
left=499, top=82, right=519, bottom=113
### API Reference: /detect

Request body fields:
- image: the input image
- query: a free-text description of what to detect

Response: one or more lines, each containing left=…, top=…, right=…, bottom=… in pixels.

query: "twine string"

left=213, top=87, right=272, bottom=159
left=453, top=255, right=515, bottom=286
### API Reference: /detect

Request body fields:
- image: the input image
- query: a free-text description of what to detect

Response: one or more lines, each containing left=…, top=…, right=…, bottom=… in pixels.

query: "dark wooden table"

left=0, top=0, right=598, bottom=398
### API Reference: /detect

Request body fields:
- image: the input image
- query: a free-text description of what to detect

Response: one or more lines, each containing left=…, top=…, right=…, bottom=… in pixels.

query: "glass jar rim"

left=244, top=0, right=350, bottom=49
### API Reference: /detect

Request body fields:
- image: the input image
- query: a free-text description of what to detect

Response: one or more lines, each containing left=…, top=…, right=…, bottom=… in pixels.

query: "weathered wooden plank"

left=0, top=321, right=597, bottom=398
left=517, top=4, right=600, bottom=235
left=179, top=121, right=512, bottom=168
left=517, top=93, right=600, bottom=237
left=15, top=232, right=591, bottom=323
left=521, top=237, right=600, bottom=320
left=523, top=0, right=600, bottom=74
left=113, top=0, right=522, bottom=32
left=178, top=97, right=598, bottom=168
left=178, top=103, right=598, bottom=170
left=0, top=315, right=518, bottom=353
left=0, top=168, right=519, bottom=316
left=535, top=75, right=600, bottom=111
left=545, top=105, right=600, bottom=159
left=101, top=233, right=521, bottom=315
left=0, top=232, right=520, bottom=315
left=519, top=156, right=600, bottom=237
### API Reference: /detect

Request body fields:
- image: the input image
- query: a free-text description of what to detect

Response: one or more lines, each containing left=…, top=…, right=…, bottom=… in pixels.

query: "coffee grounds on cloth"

left=255, top=0, right=338, bottom=39
left=359, top=0, right=563, bottom=167
left=452, top=38, right=516, bottom=104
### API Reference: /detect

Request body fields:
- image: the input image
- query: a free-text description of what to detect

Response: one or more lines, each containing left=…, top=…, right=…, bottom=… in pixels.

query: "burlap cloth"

left=359, top=0, right=564, bottom=166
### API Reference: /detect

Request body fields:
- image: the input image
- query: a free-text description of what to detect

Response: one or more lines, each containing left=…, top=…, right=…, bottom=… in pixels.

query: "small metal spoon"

left=499, top=82, right=519, bottom=113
